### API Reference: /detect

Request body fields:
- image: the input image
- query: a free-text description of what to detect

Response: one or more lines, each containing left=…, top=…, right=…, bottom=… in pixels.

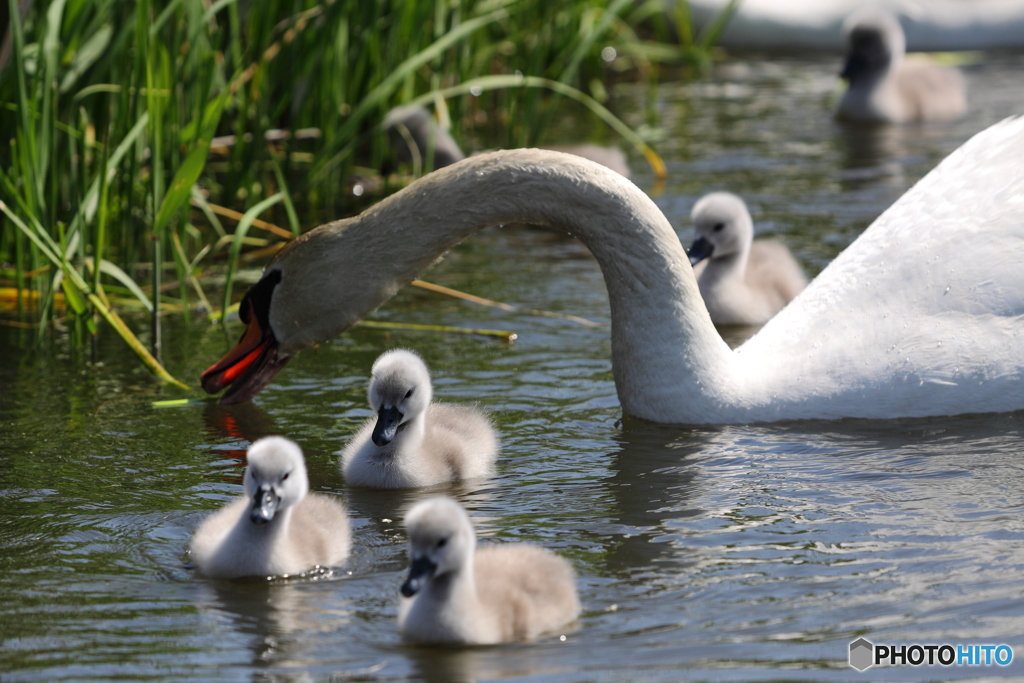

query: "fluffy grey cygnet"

left=384, top=104, right=466, bottom=170
left=398, top=497, right=580, bottom=645
left=383, top=104, right=630, bottom=177
left=340, top=350, right=498, bottom=488
left=836, top=10, right=966, bottom=124
left=688, top=192, right=806, bottom=326
left=190, top=436, right=351, bottom=579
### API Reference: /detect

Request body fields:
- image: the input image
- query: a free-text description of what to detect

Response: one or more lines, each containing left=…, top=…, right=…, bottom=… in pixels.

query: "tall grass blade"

left=95, top=259, right=154, bottom=312
left=220, top=192, right=284, bottom=320
left=271, top=158, right=300, bottom=237
left=189, top=187, right=227, bottom=238
left=698, top=0, right=741, bottom=50
left=410, top=279, right=602, bottom=327
left=0, top=200, right=184, bottom=387
left=154, top=89, right=230, bottom=234
left=86, top=292, right=190, bottom=389
left=7, top=0, right=37, bottom=214
left=356, top=320, right=516, bottom=342
left=317, top=7, right=509, bottom=176
left=39, top=0, right=68, bottom=216
left=77, top=113, right=149, bottom=229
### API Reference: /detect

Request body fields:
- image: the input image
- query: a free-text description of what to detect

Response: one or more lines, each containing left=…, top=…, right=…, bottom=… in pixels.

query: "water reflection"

left=834, top=121, right=909, bottom=188
left=717, top=322, right=762, bottom=348
left=597, top=418, right=708, bottom=575
left=203, top=401, right=281, bottom=456
left=194, top=578, right=354, bottom=679
left=405, top=646, right=489, bottom=683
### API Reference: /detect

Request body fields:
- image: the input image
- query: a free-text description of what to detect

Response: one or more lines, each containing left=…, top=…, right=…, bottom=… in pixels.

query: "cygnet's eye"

left=405, top=388, right=414, bottom=399
left=436, top=537, right=447, bottom=549
left=713, top=222, right=725, bottom=232
left=282, top=471, right=290, bottom=481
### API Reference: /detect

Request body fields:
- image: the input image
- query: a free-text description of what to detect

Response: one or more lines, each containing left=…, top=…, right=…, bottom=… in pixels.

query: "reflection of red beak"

left=201, top=298, right=291, bottom=404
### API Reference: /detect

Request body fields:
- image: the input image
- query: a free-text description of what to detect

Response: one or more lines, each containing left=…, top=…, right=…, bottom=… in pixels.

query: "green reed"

left=0, top=0, right=729, bottom=388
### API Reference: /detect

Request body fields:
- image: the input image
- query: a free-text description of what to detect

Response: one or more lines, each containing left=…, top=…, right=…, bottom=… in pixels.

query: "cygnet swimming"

left=688, top=192, right=806, bottom=326
left=190, top=436, right=351, bottom=579
left=836, top=10, right=966, bottom=124
left=398, top=497, right=580, bottom=644
left=340, top=349, right=498, bottom=488
left=384, top=104, right=630, bottom=177
left=384, top=104, right=465, bottom=170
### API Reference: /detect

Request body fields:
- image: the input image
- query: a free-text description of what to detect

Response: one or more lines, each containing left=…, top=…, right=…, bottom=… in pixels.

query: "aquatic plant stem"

left=87, top=292, right=189, bottom=389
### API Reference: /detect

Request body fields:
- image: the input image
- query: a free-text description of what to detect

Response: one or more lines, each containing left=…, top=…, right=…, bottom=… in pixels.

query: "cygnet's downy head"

left=401, top=497, right=476, bottom=597
left=840, top=10, right=905, bottom=83
left=383, top=105, right=465, bottom=170
left=688, top=192, right=754, bottom=266
left=243, top=436, right=309, bottom=525
left=368, top=349, right=433, bottom=447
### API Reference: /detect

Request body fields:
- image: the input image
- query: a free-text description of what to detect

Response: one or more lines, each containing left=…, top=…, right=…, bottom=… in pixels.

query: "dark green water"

left=3, top=55, right=1024, bottom=681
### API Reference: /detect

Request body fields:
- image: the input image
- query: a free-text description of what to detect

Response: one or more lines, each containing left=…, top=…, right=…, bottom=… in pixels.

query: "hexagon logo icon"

left=849, top=638, right=874, bottom=671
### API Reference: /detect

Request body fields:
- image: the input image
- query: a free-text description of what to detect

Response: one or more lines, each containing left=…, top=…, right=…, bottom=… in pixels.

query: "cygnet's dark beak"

left=372, top=406, right=403, bottom=447
left=250, top=485, right=279, bottom=524
left=840, top=52, right=869, bottom=82
left=687, top=236, right=715, bottom=266
left=401, top=555, right=437, bottom=597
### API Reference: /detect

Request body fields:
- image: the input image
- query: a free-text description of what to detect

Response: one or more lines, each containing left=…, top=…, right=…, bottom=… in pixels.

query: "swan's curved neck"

left=273, top=150, right=736, bottom=422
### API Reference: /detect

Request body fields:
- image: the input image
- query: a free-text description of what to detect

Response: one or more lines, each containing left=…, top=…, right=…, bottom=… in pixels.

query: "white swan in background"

left=688, top=192, right=807, bottom=325
left=201, top=117, right=1024, bottom=424
left=340, top=349, right=498, bottom=488
left=836, top=10, right=966, bottom=124
left=688, top=0, right=1024, bottom=52
left=398, top=497, right=580, bottom=644
left=190, top=436, right=351, bottom=579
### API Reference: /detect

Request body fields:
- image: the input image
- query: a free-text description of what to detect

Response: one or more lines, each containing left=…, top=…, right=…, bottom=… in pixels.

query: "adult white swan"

left=201, top=117, right=1024, bottom=424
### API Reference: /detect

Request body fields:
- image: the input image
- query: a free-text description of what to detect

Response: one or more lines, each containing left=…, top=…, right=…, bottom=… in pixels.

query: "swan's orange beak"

left=201, top=271, right=290, bottom=404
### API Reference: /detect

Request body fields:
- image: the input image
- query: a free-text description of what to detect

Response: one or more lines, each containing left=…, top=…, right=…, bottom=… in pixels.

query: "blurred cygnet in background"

left=384, top=104, right=630, bottom=177
left=384, top=104, right=466, bottom=170
left=836, top=10, right=966, bottom=123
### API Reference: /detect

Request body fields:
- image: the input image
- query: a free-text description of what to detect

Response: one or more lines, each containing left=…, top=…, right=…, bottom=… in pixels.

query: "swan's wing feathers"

left=738, top=117, right=1024, bottom=414
left=754, top=116, right=1024, bottom=335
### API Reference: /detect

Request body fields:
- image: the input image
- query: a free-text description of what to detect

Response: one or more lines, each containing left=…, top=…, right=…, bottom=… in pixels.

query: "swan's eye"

left=405, top=389, right=414, bottom=399
left=437, top=537, right=447, bottom=549
left=282, top=472, right=290, bottom=481
left=713, top=222, right=725, bottom=232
